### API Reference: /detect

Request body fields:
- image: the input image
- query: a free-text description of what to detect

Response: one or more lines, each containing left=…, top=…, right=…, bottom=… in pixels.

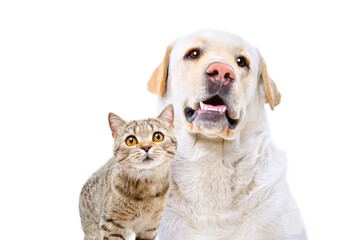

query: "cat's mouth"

left=135, top=155, right=161, bottom=170
left=143, top=156, right=153, bottom=162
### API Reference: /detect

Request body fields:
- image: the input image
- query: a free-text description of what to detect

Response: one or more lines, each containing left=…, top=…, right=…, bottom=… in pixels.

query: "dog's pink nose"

left=206, top=62, right=235, bottom=85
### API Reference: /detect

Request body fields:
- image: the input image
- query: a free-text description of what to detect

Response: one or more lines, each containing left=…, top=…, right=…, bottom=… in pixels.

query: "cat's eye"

left=153, top=132, right=164, bottom=143
left=125, top=136, right=138, bottom=146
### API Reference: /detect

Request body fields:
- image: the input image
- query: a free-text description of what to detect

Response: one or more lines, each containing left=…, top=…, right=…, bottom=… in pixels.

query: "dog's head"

left=148, top=30, right=281, bottom=139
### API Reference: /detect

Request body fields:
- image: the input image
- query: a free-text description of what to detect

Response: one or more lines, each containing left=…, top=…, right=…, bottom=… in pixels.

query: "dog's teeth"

left=199, top=102, right=226, bottom=113
left=200, top=102, right=204, bottom=110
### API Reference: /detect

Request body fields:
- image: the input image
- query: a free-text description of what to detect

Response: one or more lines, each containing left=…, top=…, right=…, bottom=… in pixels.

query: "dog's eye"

left=185, top=49, right=201, bottom=59
left=236, top=56, right=248, bottom=68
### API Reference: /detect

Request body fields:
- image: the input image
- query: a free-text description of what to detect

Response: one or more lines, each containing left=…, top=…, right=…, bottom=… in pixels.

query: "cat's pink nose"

left=142, top=145, right=151, bottom=153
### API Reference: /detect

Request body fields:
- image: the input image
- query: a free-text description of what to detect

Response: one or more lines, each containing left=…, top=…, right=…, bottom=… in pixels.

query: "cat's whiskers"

left=126, top=168, right=135, bottom=193
left=150, top=152, right=175, bottom=160
left=138, top=172, right=150, bottom=189
left=93, top=156, right=133, bottom=178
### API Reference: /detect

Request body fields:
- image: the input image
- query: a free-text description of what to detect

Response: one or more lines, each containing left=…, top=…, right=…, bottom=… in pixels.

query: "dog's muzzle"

left=184, top=95, right=238, bottom=130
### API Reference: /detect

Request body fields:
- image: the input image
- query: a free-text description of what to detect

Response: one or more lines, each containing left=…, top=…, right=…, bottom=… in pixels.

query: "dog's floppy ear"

left=259, top=53, right=281, bottom=110
left=147, top=45, right=172, bottom=97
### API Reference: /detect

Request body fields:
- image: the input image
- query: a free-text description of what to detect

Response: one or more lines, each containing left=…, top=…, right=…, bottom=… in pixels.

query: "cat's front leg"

left=135, top=226, right=159, bottom=240
left=101, top=230, right=135, bottom=240
left=100, top=217, right=129, bottom=240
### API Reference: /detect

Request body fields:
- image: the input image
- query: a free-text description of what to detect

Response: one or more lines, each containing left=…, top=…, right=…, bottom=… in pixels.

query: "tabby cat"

left=79, top=104, right=177, bottom=240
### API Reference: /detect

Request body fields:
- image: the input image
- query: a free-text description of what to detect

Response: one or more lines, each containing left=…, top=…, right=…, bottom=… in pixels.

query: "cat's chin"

left=135, top=158, right=162, bottom=170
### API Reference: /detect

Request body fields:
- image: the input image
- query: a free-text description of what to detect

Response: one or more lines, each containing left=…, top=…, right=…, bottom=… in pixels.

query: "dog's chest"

left=171, top=153, right=239, bottom=213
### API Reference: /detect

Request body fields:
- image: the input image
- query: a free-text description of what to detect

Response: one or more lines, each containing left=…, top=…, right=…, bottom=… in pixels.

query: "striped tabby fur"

left=79, top=105, right=177, bottom=240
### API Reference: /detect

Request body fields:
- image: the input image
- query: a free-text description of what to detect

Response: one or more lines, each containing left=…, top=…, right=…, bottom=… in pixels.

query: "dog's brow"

left=237, top=45, right=245, bottom=52
left=195, top=37, right=207, bottom=45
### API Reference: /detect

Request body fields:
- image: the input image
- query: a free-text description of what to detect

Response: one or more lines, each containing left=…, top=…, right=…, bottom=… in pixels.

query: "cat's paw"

left=125, top=230, right=136, bottom=240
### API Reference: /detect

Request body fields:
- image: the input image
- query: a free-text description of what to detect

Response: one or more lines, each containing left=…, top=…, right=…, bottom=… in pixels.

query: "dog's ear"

left=147, top=45, right=172, bottom=97
left=259, top=53, right=281, bottom=110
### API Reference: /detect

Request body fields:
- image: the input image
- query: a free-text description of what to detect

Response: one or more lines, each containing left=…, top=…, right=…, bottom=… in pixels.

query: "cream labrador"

left=148, top=30, right=306, bottom=240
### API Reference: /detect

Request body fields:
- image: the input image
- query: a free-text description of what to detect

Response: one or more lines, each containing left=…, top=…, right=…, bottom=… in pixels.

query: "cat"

left=79, top=104, right=177, bottom=240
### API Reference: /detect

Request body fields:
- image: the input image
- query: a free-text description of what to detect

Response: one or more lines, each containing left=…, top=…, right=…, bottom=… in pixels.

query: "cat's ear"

left=157, top=104, right=174, bottom=128
left=108, top=112, right=126, bottom=137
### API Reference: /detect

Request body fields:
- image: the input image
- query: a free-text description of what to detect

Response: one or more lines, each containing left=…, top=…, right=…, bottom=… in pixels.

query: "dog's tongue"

left=200, top=102, right=227, bottom=113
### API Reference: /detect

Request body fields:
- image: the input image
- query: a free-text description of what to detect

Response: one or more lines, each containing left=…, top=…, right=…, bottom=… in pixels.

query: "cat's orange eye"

left=125, top=136, right=138, bottom=146
left=153, top=132, right=164, bottom=143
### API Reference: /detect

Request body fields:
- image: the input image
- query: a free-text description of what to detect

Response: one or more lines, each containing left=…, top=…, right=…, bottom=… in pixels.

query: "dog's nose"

left=206, top=62, right=235, bottom=86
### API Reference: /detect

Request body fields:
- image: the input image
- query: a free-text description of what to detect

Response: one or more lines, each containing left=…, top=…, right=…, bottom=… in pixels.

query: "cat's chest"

left=115, top=177, right=169, bottom=200
left=110, top=180, right=169, bottom=223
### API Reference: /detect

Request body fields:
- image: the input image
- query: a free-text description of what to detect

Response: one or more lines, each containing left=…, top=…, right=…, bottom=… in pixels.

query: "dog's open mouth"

left=184, top=95, right=238, bottom=129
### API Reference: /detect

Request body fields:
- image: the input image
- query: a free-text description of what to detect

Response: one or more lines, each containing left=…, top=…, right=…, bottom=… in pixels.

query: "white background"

left=1, top=0, right=359, bottom=239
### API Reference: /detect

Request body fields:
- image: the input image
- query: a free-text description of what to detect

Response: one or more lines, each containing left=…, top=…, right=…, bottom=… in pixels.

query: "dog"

left=147, top=30, right=306, bottom=240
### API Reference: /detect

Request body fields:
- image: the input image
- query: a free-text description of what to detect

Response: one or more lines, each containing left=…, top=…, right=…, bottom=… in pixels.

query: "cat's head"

left=108, top=104, right=177, bottom=171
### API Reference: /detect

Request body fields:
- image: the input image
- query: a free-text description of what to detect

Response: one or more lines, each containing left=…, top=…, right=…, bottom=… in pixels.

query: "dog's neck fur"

left=159, top=99, right=285, bottom=218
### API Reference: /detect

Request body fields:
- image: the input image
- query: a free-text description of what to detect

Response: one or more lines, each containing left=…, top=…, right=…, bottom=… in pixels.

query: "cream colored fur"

left=148, top=30, right=306, bottom=240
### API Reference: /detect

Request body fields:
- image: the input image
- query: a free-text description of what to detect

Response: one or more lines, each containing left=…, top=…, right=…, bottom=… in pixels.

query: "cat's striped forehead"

left=121, top=118, right=168, bottom=137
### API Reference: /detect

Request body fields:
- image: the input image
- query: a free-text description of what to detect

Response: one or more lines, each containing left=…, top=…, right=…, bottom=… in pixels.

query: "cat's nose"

left=142, top=145, right=151, bottom=153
